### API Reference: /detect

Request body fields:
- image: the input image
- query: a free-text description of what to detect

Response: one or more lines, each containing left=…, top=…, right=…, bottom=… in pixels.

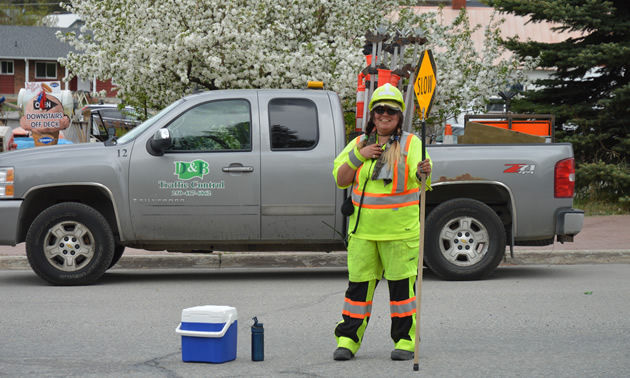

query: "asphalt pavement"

left=1, top=215, right=629, bottom=271
left=3, top=264, right=629, bottom=377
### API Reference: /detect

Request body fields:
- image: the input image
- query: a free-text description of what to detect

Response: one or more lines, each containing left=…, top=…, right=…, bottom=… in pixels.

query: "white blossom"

left=57, top=1, right=535, bottom=129
left=58, top=0, right=395, bottom=110
left=397, top=7, right=539, bottom=133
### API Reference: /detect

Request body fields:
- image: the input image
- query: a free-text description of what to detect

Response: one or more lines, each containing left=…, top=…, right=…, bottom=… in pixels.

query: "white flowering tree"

left=58, top=0, right=399, bottom=110
left=58, top=1, right=534, bottom=134
left=396, top=7, right=538, bottom=136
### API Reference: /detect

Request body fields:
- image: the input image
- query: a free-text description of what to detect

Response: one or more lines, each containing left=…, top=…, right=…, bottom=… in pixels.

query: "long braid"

left=358, top=117, right=377, bottom=149
left=381, top=114, right=404, bottom=171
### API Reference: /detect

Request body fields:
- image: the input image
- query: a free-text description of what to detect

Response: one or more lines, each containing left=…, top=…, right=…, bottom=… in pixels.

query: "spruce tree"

left=488, top=0, right=630, bottom=209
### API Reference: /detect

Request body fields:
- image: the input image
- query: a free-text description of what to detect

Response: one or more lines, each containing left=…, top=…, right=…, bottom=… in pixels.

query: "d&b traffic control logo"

left=174, top=160, right=209, bottom=180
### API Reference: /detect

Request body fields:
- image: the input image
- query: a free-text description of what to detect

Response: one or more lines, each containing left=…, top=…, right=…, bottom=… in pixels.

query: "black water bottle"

left=251, top=317, right=264, bottom=361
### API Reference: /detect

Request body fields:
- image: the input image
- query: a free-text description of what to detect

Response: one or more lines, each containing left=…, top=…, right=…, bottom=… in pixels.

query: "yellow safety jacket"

left=333, top=132, right=432, bottom=241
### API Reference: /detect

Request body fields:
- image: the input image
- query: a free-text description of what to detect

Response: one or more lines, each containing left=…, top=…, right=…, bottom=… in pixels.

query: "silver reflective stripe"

left=359, top=191, right=419, bottom=207
left=390, top=300, right=416, bottom=317
left=351, top=186, right=362, bottom=204
left=343, top=301, right=373, bottom=317
left=394, top=133, right=412, bottom=192
left=351, top=132, right=417, bottom=207
left=348, top=148, right=364, bottom=169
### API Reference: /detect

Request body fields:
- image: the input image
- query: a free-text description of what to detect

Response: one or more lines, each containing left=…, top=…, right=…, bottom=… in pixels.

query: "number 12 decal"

left=117, top=149, right=128, bottom=158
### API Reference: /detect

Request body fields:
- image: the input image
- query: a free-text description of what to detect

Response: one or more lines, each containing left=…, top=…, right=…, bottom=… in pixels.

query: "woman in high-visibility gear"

left=332, top=83, right=432, bottom=361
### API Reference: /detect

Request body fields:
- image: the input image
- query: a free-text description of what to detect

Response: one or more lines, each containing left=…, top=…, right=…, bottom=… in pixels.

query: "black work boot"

left=333, top=347, right=354, bottom=361
left=391, top=349, right=414, bottom=360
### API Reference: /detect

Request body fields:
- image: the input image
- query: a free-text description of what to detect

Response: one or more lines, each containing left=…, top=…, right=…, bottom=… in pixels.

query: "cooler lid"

left=181, top=305, right=237, bottom=324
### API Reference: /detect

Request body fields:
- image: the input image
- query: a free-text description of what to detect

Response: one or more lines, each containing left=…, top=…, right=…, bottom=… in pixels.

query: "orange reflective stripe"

left=390, top=296, right=417, bottom=318
left=344, top=298, right=373, bottom=306
left=403, top=135, right=413, bottom=191
left=360, top=188, right=419, bottom=197
left=359, top=200, right=419, bottom=210
left=391, top=297, right=415, bottom=306
left=342, top=309, right=372, bottom=319
left=391, top=134, right=413, bottom=194
left=354, top=162, right=364, bottom=185
left=390, top=309, right=416, bottom=318
left=343, top=298, right=373, bottom=319
left=357, top=188, right=420, bottom=209
left=351, top=132, right=419, bottom=204
left=391, top=158, right=400, bottom=193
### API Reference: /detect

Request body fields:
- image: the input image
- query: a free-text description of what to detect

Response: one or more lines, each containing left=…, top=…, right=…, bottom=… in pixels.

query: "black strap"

left=350, top=160, right=374, bottom=235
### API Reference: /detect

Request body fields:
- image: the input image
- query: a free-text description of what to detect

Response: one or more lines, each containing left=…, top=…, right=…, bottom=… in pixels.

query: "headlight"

left=0, top=167, right=15, bottom=198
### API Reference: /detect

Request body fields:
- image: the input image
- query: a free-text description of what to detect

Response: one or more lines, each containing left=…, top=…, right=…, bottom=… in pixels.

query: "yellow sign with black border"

left=413, top=50, right=437, bottom=119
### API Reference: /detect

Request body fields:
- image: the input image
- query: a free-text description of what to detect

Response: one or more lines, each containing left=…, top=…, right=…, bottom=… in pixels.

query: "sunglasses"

left=373, top=106, right=399, bottom=116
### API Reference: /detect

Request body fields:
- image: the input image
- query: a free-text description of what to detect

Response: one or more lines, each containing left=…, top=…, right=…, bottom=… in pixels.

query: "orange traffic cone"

left=377, top=69, right=392, bottom=87
left=443, top=124, right=454, bottom=144
left=355, top=74, right=366, bottom=132
left=389, top=73, right=401, bottom=88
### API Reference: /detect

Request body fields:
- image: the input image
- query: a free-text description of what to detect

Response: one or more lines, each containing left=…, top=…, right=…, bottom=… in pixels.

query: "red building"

left=0, top=25, right=117, bottom=97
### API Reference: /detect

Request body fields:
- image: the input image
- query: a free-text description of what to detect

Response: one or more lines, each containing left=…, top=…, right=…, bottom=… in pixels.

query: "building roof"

left=0, top=25, right=76, bottom=60
left=43, top=13, right=82, bottom=28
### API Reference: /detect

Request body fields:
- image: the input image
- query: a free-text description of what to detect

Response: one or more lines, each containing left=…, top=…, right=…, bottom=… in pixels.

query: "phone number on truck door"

left=172, top=190, right=212, bottom=197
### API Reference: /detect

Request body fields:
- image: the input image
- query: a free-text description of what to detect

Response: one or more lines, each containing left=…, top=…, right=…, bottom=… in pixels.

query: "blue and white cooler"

left=176, top=305, right=238, bottom=363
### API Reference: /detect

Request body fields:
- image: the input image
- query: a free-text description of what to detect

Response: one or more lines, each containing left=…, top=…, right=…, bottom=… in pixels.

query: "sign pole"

left=412, top=50, right=436, bottom=372
left=413, top=109, right=427, bottom=372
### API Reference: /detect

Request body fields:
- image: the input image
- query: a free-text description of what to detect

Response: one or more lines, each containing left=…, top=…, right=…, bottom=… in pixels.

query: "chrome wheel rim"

left=438, top=216, right=490, bottom=267
left=43, top=221, right=95, bottom=272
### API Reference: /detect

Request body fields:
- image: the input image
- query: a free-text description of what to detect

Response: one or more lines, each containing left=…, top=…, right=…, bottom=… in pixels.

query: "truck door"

left=258, top=91, right=337, bottom=241
left=128, top=93, right=261, bottom=242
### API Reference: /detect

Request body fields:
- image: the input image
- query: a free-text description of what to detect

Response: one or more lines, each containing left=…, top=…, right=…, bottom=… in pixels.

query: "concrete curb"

left=505, top=250, right=630, bottom=265
left=1, top=250, right=629, bottom=271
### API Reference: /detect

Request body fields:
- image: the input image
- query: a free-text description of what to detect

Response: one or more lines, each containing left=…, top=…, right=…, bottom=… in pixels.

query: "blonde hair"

left=382, top=141, right=402, bottom=170
left=359, top=108, right=404, bottom=173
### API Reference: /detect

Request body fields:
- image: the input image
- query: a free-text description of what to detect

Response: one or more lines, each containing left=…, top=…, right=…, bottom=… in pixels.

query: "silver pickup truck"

left=0, top=89, right=583, bottom=285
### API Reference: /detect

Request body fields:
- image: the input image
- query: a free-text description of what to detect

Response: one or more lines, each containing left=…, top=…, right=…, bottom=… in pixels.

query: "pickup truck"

left=0, top=88, right=584, bottom=285
left=0, top=126, right=17, bottom=153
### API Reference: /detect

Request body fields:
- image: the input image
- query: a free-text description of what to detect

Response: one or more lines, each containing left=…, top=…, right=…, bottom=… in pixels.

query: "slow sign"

left=413, top=49, right=437, bottom=119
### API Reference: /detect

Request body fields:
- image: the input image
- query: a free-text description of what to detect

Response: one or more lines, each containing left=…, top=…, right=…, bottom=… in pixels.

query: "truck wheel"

left=424, top=198, right=505, bottom=280
left=25, top=202, right=115, bottom=286
left=108, top=245, right=125, bottom=269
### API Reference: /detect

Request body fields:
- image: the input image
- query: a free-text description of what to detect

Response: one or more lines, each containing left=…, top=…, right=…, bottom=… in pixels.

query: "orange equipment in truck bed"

left=478, top=120, right=552, bottom=137
left=464, top=114, right=556, bottom=142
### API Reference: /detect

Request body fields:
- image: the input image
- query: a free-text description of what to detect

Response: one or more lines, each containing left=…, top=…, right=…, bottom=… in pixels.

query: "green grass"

left=574, top=198, right=630, bottom=216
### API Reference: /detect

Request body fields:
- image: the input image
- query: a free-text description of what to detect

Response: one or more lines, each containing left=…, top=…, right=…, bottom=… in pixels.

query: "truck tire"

left=424, top=198, right=505, bottom=281
left=108, top=245, right=126, bottom=269
left=25, top=202, right=115, bottom=286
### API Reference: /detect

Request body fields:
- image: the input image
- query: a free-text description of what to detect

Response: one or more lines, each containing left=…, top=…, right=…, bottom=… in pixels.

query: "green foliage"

left=0, top=0, right=63, bottom=25
left=488, top=0, right=630, bottom=211
left=343, top=109, right=356, bottom=143
left=171, top=121, right=250, bottom=151
left=574, top=197, right=630, bottom=216
left=574, top=161, right=630, bottom=206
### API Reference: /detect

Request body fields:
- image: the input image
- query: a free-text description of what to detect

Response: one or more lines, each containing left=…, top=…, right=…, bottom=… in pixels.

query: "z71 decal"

left=504, top=164, right=535, bottom=175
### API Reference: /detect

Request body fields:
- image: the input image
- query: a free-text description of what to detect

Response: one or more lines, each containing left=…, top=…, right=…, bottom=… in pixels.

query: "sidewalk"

left=1, top=215, right=629, bottom=270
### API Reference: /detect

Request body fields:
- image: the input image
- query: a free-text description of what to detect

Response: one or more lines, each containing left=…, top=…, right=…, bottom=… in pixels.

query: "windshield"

left=115, top=99, right=186, bottom=144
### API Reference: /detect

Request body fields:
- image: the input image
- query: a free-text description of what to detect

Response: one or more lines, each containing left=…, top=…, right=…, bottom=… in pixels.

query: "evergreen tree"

left=488, top=0, right=630, bottom=209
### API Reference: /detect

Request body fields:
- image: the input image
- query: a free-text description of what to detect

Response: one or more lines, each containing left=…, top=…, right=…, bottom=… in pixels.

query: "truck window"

left=166, top=99, right=252, bottom=152
left=269, top=98, right=318, bottom=150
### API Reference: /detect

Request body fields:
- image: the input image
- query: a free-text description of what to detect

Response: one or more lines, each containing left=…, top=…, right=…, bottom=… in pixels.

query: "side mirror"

left=147, top=128, right=172, bottom=156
